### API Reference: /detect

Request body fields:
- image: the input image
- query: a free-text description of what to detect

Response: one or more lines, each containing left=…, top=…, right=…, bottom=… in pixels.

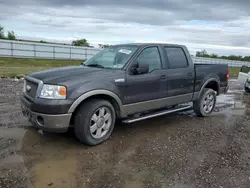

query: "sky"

left=0, top=0, right=250, bottom=56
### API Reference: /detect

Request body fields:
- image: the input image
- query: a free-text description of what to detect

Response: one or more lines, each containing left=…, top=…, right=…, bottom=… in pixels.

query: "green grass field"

left=0, top=57, right=83, bottom=78
left=0, top=57, right=241, bottom=78
left=228, top=67, right=241, bottom=78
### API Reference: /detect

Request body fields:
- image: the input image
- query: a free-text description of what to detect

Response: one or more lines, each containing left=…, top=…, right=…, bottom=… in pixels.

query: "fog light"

left=37, top=116, right=44, bottom=126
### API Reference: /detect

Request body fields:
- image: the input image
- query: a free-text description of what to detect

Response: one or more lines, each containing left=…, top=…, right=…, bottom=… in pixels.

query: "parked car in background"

left=237, top=65, right=250, bottom=93
left=245, top=78, right=250, bottom=93
left=20, top=43, right=229, bottom=146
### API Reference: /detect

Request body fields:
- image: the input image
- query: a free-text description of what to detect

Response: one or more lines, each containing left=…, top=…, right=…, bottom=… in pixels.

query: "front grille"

left=25, top=79, right=38, bottom=99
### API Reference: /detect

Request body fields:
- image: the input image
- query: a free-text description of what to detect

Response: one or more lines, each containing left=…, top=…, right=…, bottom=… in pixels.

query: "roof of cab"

left=112, top=43, right=185, bottom=48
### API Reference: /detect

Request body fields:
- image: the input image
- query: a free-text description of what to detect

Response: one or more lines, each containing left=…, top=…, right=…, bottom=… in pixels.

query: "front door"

left=124, top=46, right=167, bottom=105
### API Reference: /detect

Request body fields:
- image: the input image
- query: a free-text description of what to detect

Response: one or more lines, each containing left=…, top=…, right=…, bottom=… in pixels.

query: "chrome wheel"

left=203, top=93, right=215, bottom=113
left=90, top=107, right=112, bottom=139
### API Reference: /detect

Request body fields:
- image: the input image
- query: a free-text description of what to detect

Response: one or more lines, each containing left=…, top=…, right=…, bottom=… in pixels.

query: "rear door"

left=163, top=46, right=194, bottom=101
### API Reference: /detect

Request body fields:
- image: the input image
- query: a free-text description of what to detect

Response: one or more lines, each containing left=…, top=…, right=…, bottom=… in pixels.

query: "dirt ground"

left=0, top=79, right=250, bottom=188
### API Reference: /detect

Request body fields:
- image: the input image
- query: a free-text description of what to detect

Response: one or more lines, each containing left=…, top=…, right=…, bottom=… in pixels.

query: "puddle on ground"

left=0, top=127, right=33, bottom=187
left=214, top=86, right=249, bottom=116
left=179, top=84, right=250, bottom=117
left=215, top=94, right=245, bottom=110
left=30, top=157, right=77, bottom=188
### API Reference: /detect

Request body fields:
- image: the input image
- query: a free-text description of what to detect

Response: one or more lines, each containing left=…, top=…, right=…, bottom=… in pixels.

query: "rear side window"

left=164, top=47, right=188, bottom=69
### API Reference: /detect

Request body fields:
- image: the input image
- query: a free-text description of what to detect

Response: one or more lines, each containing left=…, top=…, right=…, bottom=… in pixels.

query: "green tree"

left=243, top=56, right=250, bottom=62
left=0, top=25, right=5, bottom=39
left=98, top=44, right=110, bottom=48
left=40, top=40, right=47, bottom=43
left=196, top=49, right=209, bottom=57
left=7, top=31, right=16, bottom=40
left=103, top=44, right=110, bottom=48
left=72, top=39, right=90, bottom=47
left=196, top=51, right=201, bottom=57
left=210, top=53, right=218, bottom=58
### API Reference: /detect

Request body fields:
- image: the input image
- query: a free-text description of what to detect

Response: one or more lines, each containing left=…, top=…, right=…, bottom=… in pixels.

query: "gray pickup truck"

left=21, top=43, right=229, bottom=145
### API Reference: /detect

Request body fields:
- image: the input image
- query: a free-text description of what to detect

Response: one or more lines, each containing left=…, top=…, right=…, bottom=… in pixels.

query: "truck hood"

left=28, top=66, right=123, bottom=85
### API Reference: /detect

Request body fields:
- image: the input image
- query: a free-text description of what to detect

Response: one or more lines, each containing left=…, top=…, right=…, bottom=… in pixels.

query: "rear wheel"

left=193, top=88, right=216, bottom=117
left=74, top=99, right=116, bottom=146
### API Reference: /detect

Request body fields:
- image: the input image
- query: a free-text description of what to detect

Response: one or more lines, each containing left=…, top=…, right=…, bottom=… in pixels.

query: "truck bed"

left=194, top=64, right=228, bottom=93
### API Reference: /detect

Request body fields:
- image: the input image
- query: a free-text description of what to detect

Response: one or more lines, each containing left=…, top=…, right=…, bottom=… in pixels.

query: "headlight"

left=39, top=84, right=67, bottom=99
left=247, top=77, right=250, bottom=82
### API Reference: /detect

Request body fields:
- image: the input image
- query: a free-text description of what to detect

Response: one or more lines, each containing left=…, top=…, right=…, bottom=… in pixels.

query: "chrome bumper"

left=21, top=104, right=72, bottom=133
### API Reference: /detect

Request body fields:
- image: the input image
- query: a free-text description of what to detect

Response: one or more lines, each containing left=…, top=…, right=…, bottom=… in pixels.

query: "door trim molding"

left=122, top=93, right=193, bottom=116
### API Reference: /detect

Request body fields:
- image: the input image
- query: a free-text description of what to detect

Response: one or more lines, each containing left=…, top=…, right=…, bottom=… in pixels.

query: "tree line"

left=0, top=25, right=16, bottom=40
left=0, top=24, right=110, bottom=48
left=196, top=50, right=250, bottom=62
left=71, top=38, right=110, bottom=48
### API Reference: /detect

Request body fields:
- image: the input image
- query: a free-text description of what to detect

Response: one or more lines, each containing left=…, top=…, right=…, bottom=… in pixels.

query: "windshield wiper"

left=84, top=64, right=105, bottom=68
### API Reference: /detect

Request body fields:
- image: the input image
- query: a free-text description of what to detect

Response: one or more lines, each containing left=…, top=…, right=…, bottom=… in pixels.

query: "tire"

left=74, top=99, right=116, bottom=146
left=193, top=88, right=216, bottom=117
left=245, top=87, right=250, bottom=93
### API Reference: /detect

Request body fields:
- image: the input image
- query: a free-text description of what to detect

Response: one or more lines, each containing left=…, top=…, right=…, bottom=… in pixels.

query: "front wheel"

left=245, top=87, right=250, bottom=93
left=74, top=99, right=116, bottom=146
left=193, top=88, right=216, bottom=117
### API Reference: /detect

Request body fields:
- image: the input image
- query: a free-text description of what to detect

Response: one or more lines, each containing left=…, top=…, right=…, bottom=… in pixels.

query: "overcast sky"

left=0, top=0, right=250, bottom=55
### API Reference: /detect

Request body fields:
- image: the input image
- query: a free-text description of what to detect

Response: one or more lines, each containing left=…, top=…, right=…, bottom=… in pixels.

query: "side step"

left=122, top=105, right=192, bottom=124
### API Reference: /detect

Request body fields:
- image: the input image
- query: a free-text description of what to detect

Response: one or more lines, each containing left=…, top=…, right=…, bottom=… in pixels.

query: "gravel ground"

left=0, top=79, right=250, bottom=188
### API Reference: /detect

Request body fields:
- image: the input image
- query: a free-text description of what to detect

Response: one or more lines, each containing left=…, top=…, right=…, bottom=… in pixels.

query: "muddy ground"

left=0, top=79, right=250, bottom=188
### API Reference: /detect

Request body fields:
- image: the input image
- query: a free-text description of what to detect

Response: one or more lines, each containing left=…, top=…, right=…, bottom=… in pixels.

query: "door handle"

left=187, top=73, right=193, bottom=77
left=160, top=75, right=166, bottom=80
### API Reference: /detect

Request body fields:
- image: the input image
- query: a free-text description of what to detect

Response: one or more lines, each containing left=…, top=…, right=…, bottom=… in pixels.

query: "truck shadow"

left=22, top=112, right=186, bottom=147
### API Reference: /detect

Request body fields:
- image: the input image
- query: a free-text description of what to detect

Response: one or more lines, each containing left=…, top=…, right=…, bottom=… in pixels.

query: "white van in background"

left=237, top=65, right=250, bottom=92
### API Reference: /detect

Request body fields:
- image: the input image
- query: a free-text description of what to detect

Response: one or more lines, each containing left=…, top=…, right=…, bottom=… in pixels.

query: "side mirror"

left=130, top=62, right=149, bottom=75
left=137, top=63, right=149, bottom=74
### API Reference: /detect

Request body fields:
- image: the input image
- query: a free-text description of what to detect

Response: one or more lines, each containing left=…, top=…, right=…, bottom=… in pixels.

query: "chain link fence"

left=192, top=56, right=250, bottom=67
left=1, top=39, right=249, bottom=67
left=0, top=39, right=101, bottom=60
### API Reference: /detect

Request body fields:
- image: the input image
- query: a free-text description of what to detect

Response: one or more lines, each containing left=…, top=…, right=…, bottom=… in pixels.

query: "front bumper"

left=21, top=97, right=72, bottom=133
left=245, top=81, right=250, bottom=92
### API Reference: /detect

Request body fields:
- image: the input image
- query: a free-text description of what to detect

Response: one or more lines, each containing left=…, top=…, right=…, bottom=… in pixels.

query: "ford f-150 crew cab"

left=21, top=43, right=229, bottom=146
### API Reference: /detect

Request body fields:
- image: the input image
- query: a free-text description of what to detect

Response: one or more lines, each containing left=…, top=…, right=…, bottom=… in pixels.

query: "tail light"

left=226, top=68, right=229, bottom=81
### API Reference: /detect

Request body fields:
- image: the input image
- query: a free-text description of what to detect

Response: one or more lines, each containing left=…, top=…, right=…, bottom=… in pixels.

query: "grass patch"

left=229, top=67, right=241, bottom=78
left=0, top=57, right=83, bottom=78
left=0, top=57, right=242, bottom=78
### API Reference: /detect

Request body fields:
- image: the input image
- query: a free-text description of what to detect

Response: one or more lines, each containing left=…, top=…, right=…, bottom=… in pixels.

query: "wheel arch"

left=68, top=90, right=124, bottom=124
left=198, top=78, right=220, bottom=99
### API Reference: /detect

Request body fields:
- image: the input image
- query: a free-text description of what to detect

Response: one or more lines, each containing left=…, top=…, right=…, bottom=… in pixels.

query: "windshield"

left=83, top=45, right=139, bottom=69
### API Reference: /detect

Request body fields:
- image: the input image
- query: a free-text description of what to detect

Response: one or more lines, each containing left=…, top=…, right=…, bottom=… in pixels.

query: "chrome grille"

left=24, top=79, right=38, bottom=99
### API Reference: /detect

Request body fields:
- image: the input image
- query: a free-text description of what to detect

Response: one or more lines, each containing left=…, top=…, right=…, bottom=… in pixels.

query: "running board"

left=122, top=105, right=192, bottom=124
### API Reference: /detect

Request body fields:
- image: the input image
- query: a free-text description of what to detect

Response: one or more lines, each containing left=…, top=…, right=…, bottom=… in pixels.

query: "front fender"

left=67, top=81, right=126, bottom=117
left=68, top=89, right=124, bottom=115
